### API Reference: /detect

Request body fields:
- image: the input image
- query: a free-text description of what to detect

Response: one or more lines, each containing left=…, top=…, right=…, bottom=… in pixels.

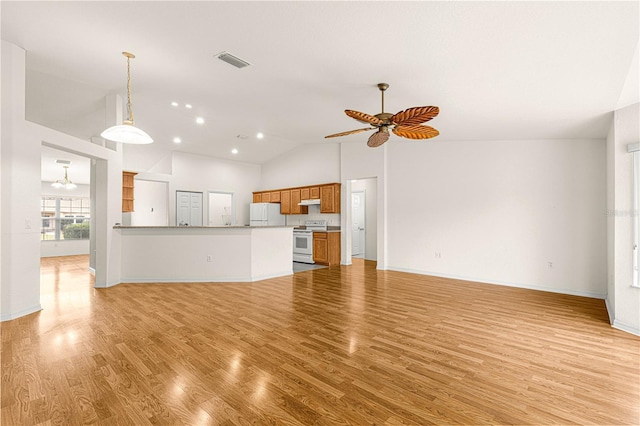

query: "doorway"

left=208, top=191, right=234, bottom=226
left=350, top=178, right=377, bottom=261
left=176, top=191, right=203, bottom=226
left=352, top=191, right=365, bottom=258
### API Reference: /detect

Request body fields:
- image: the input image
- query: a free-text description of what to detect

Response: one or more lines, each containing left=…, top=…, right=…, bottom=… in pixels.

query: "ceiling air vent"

left=216, top=51, right=250, bottom=69
left=55, top=159, right=72, bottom=165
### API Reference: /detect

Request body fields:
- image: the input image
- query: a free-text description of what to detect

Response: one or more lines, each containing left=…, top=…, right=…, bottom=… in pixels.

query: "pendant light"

left=51, top=166, right=77, bottom=190
left=100, top=52, right=153, bottom=144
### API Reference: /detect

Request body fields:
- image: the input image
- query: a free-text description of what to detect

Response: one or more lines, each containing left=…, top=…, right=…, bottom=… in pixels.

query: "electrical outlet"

left=435, top=251, right=442, bottom=259
left=207, top=255, right=213, bottom=262
left=548, top=261, right=553, bottom=269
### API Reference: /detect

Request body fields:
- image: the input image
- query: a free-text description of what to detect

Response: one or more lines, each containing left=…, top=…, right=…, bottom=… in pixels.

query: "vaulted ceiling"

left=3, top=1, right=638, bottom=174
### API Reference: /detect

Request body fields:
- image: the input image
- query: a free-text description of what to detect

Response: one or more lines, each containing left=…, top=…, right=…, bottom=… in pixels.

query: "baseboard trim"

left=114, top=270, right=293, bottom=285
left=387, top=266, right=607, bottom=300
left=0, top=304, right=42, bottom=322
left=612, top=319, right=640, bottom=336
left=604, top=297, right=614, bottom=325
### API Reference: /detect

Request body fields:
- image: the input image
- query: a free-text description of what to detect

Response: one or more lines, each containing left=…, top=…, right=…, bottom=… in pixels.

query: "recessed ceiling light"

left=171, top=102, right=178, bottom=107
left=256, top=132, right=264, bottom=139
left=196, top=117, right=205, bottom=125
left=173, top=137, right=182, bottom=144
left=185, top=104, right=192, bottom=109
left=231, top=148, right=238, bottom=154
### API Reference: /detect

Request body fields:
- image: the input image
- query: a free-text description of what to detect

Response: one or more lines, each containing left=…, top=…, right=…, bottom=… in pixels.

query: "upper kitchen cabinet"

left=253, top=193, right=262, bottom=203
left=280, top=190, right=291, bottom=214
left=270, top=191, right=281, bottom=203
left=310, top=186, right=320, bottom=199
left=320, top=183, right=340, bottom=213
left=290, top=189, right=308, bottom=215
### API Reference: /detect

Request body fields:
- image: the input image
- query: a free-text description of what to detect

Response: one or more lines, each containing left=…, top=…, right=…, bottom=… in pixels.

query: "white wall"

left=2, top=42, right=124, bottom=320
left=130, top=179, right=169, bottom=226
left=260, top=143, right=340, bottom=189
left=386, top=138, right=607, bottom=298
left=608, top=102, right=640, bottom=335
left=170, top=152, right=261, bottom=226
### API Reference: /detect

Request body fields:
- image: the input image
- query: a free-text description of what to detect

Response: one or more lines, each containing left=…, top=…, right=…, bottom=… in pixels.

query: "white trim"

left=388, top=266, right=607, bottom=299
left=0, top=304, right=42, bottom=322
left=612, top=319, right=640, bottom=336
left=604, top=296, right=614, bottom=325
left=114, top=270, right=293, bottom=285
left=626, top=142, right=640, bottom=152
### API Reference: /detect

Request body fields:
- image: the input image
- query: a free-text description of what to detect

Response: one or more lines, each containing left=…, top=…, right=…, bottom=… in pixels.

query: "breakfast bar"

left=115, top=225, right=294, bottom=283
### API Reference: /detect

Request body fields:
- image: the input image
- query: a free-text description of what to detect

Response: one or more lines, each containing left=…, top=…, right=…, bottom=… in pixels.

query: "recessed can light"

left=173, top=137, right=182, bottom=144
left=171, top=102, right=178, bottom=107
left=196, top=117, right=205, bottom=125
left=256, top=132, right=264, bottom=139
left=185, top=104, right=192, bottom=109
left=231, top=148, right=238, bottom=154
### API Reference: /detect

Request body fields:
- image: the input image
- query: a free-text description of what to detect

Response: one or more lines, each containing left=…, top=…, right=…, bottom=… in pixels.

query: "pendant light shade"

left=101, top=123, right=153, bottom=145
left=100, top=52, right=153, bottom=145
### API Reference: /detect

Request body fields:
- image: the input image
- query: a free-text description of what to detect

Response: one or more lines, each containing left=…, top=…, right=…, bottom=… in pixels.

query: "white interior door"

left=352, top=191, right=365, bottom=257
left=176, top=191, right=203, bottom=226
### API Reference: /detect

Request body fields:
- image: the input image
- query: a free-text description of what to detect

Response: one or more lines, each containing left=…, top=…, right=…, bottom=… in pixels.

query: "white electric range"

left=292, top=220, right=327, bottom=264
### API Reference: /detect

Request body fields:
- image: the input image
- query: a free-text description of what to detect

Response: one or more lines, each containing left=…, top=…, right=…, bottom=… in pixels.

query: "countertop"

left=294, top=226, right=341, bottom=233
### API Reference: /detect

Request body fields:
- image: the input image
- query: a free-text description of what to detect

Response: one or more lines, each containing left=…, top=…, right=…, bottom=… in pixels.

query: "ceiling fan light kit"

left=101, top=52, right=154, bottom=145
left=325, top=83, right=439, bottom=148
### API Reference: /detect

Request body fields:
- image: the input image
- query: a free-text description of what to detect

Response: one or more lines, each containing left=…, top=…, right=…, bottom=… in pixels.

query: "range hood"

left=298, top=199, right=321, bottom=206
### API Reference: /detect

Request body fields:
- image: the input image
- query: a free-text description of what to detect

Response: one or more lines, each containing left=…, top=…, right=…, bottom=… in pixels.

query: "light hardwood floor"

left=1, top=255, right=638, bottom=425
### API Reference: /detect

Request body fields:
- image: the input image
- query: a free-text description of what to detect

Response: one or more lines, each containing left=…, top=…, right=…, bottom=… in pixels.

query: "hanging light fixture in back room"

left=101, top=52, right=153, bottom=144
left=51, top=165, right=77, bottom=190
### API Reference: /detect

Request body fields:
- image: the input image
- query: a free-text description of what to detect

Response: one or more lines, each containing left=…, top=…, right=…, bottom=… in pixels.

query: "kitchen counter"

left=115, top=225, right=294, bottom=283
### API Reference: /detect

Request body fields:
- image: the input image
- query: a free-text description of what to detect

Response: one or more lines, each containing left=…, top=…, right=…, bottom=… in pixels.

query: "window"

left=41, top=196, right=90, bottom=241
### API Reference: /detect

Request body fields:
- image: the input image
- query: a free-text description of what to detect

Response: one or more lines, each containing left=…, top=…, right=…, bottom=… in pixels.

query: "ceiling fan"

left=325, top=83, right=439, bottom=148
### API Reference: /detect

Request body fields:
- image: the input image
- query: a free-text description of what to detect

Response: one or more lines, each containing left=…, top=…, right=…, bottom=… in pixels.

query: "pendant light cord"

left=123, top=52, right=135, bottom=125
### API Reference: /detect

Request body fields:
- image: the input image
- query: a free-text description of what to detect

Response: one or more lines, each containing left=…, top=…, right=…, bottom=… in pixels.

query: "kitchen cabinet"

left=122, top=171, right=137, bottom=212
left=253, top=182, right=339, bottom=214
left=300, top=187, right=310, bottom=200
left=280, top=190, right=291, bottom=214
left=309, top=186, right=320, bottom=199
left=320, top=183, right=340, bottom=213
left=290, top=189, right=308, bottom=215
left=313, top=232, right=340, bottom=266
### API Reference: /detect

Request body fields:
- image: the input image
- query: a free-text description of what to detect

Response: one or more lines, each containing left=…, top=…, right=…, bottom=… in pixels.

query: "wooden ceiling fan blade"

left=325, top=127, right=375, bottom=138
left=392, top=125, right=439, bottom=140
left=367, top=129, right=390, bottom=148
left=345, top=110, right=383, bottom=126
left=391, top=106, right=439, bottom=126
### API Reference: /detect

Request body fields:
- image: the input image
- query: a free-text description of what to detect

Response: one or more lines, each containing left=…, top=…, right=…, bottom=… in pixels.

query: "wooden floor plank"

left=1, top=255, right=638, bottom=425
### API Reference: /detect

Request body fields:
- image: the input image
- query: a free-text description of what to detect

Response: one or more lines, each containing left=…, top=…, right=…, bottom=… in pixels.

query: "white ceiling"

left=2, top=1, right=639, bottom=168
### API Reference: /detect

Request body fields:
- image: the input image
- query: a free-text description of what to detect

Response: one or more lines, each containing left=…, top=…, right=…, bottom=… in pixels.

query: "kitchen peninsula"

left=115, top=225, right=294, bottom=283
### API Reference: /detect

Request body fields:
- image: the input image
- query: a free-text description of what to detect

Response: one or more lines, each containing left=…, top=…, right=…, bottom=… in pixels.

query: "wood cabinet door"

left=320, top=184, right=340, bottom=213
left=280, top=190, right=291, bottom=214
left=291, top=189, right=302, bottom=214
left=309, top=186, right=320, bottom=199
left=313, top=234, right=328, bottom=264
left=300, top=187, right=310, bottom=200
left=320, top=185, right=334, bottom=213
left=261, top=192, right=271, bottom=202
left=270, top=191, right=281, bottom=202
left=253, top=193, right=262, bottom=203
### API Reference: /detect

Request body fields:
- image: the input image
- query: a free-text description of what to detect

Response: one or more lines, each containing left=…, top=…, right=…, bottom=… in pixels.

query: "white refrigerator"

left=249, top=203, right=285, bottom=226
